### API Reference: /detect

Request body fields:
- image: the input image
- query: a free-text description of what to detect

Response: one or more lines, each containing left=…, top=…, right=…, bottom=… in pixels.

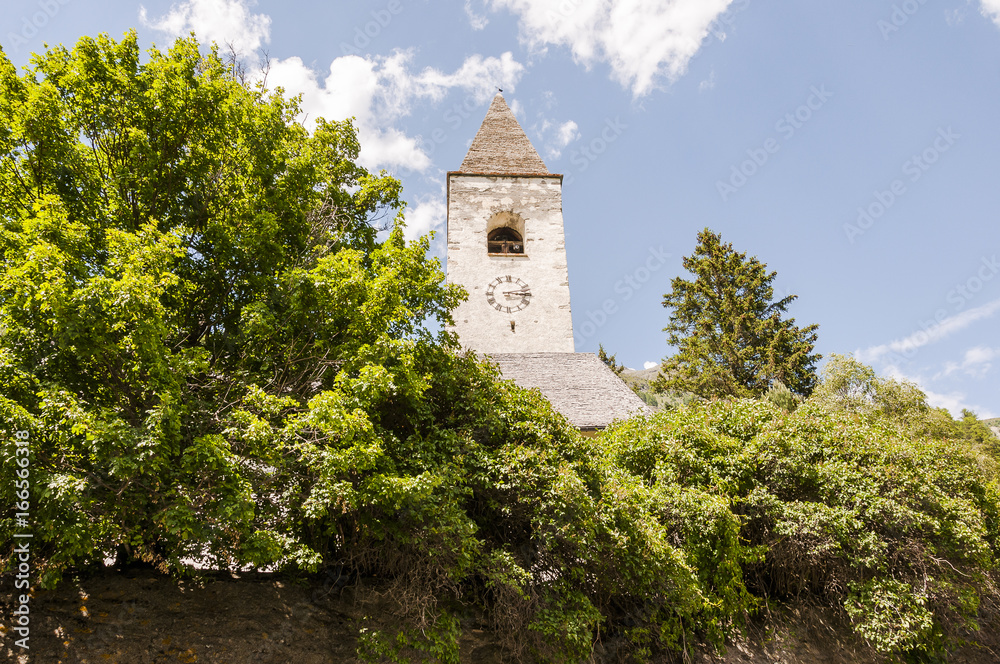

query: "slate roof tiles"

left=458, top=94, right=551, bottom=175
left=486, top=352, right=651, bottom=430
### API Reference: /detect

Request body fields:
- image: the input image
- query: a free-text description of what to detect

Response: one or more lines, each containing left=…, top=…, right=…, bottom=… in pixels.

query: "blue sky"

left=4, top=0, right=1000, bottom=416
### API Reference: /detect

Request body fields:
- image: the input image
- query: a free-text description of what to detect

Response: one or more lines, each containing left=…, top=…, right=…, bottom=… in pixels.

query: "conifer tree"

left=598, top=343, right=625, bottom=375
left=654, top=229, right=820, bottom=398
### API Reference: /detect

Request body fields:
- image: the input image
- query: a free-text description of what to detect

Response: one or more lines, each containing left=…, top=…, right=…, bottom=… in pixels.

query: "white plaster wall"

left=447, top=174, right=575, bottom=354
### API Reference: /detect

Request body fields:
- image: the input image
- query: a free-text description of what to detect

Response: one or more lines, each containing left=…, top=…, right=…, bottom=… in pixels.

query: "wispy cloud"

left=856, top=297, right=1000, bottom=363
left=923, top=388, right=993, bottom=418
left=402, top=194, right=447, bottom=242
left=699, top=70, right=716, bottom=92
left=882, top=365, right=995, bottom=418
left=531, top=103, right=581, bottom=160
left=938, top=346, right=999, bottom=379
left=543, top=119, right=581, bottom=158
left=465, top=0, right=490, bottom=30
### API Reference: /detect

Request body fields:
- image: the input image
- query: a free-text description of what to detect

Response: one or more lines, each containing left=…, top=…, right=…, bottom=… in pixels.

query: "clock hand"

left=503, top=289, right=531, bottom=296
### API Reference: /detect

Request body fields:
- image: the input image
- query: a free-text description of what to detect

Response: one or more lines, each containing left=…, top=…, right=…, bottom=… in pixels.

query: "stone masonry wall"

left=447, top=173, right=575, bottom=354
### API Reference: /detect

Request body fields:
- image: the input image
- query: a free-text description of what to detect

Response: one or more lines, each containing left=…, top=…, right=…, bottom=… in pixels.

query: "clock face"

left=486, top=275, right=532, bottom=313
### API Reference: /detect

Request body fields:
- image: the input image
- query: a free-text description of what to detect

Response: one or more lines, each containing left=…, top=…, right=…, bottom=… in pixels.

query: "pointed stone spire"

left=458, top=94, right=550, bottom=175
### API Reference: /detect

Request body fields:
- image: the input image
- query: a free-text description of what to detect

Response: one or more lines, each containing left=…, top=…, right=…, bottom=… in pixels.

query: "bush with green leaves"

left=0, top=30, right=436, bottom=586
left=0, top=31, right=769, bottom=664
left=3, top=30, right=998, bottom=664
left=599, top=370, right=1000, bottom=660
left=765, top=380, right=799, bottom=412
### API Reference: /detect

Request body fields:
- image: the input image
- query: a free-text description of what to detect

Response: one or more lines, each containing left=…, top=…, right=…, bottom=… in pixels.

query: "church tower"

left=447, top=93, right=575, bottom=354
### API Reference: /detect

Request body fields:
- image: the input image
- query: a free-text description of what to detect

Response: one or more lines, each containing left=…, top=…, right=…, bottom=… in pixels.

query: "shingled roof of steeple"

left=458, top=93, right=551, bottom=175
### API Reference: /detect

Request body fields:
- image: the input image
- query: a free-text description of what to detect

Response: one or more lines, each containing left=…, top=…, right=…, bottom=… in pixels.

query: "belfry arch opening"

left=487, top=227, right=524, bottom=255
left=487, top=211, right=525, bottom=255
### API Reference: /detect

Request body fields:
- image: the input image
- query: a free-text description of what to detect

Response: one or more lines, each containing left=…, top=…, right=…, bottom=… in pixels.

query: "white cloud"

left=402, top=195, right=447, bottom=242
left=143, top=0, right=525, bottom=172
left=544, top=119, right=581, bottom=158
left=262, top=54, right=428, bottom=172
left=963, top=345, right=997, bottom=366
left=699, top=70, right=716, bottom=92
left=982, top=0, right=1000, bottom=26
left=856, top=297, right=1000, bottom=364
left=882, top=365, right=995, bottom=418
left=939, top=346, right=998, bottom=379
left=140, top=0, right=271, bottom=56
left=924, top=388, right=992, bottom=418
left=465, top=0, right=491, bottom=29
left=263, top=50, right=524, bottom=172
left=643, top=361, right=659, bottom=370
left=410, top=52, right=524, bottom=106
left=945, top=7, right=968, bottom=27
left=488, top=0, right=735, bottom=96
left=526, top=92, right=578, bottom=159
left=556, top=120, right=581, bottom=146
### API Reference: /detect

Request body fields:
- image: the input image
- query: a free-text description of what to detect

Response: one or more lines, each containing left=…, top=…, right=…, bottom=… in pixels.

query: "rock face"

left=8, top=571, right=999, bottom=664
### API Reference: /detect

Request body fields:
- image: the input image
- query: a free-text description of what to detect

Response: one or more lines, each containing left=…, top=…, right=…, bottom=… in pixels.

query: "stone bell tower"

left=446, top=93, right=649, bottom=431
left=447, top=93, right=575, bottom=354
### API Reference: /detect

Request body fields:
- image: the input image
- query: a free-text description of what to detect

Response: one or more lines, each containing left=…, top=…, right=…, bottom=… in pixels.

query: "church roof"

left=486, top=353, right=651, bottom=430
left=459, top=94, right=551, bottom=175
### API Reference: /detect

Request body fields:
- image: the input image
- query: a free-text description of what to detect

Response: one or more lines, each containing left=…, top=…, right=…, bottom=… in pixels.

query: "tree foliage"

left=0, top=31, right=440, bottom=581
left=604, top=361, right=1000, bottom=660
left=1, top=32, right=997, bottom=664
left=655, top=229, right=820, bottom=399
left=597, top=343, right=625, bottom=375
left=0, top=32, right=764, bottom=663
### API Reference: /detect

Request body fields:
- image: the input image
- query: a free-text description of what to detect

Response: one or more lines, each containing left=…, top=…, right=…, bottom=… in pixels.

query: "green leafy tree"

left=764, top=380, right=799, bottom=412
left=13, top=32, right=992, bottom=664
left=0, top=31, right=443, bottom=582
left=0, top=33, right=771, bottom=663
left=600, top=382, right=1000, bottom=660
left=655, top=228, right=820, bottom=399
left=815, top=354, right=1000, bottom=457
